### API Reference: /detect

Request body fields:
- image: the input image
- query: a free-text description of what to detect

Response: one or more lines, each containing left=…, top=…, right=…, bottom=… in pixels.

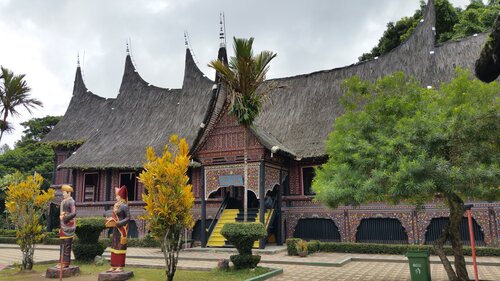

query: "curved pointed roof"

left=60, top=50, right=214, bottom=169
left=51, top=0, right=493, bottom=167
left=43, top=66, right=115, bottom=142
left=251, top=0, right=489, bottom=159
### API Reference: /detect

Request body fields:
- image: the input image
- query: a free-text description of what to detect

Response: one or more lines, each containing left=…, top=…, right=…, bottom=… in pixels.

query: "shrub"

left=296, top=240, right=308, bottom=252
left=73, top=217, right=106, bottom=261
left=221, top=223, right=266, bottom=269
left=73, top=241, right=107, bottom=261
left=308, top=240, right=321, bottom=253
left=221, top=223, right=266, bottom=256
left=75, top=217, right=106, bottom=243
left=229, top=254, right=261, bottom=270
left=0, top=229, right=16, bottom=237
left=286, top=238, right=301, bottom=256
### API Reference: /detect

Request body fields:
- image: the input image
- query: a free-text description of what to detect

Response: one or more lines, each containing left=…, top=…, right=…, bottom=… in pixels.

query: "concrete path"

left=0, top=244, right=499, bottom=280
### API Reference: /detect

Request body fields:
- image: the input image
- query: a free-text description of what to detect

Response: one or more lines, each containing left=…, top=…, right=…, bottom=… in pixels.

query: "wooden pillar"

left=72, top=169, right=77, bottom=202
left=277, top=169, right=283, bottom=245
left=201, top=166, right=207, bottom=247
left=105, top=170, right=112, bottom=210
left=51, top=152, right=57, bottom=184
left=259, top=161, right=266, bottom=249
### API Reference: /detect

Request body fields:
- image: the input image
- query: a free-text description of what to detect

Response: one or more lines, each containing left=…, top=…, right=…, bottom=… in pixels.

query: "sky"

left=0, top=0, right=471, bottom=147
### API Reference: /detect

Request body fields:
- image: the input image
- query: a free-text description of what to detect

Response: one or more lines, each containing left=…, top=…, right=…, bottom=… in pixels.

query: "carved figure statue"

left=59, top=184, right=76, bottom=267
left=105, top=185, right=130, bottom=273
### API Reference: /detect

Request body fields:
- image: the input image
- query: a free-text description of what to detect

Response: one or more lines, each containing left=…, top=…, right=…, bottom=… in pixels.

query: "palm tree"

left=208, top=37, right=276, bottom=221
left=0, top=66, right=42, bottom=143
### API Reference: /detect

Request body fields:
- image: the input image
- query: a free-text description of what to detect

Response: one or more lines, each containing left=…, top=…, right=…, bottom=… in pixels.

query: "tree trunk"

left=243, top=126, right=248, bottom=222
left=163, top=228, right=182, bottom=281
left=434, top=193, right=470, bottom=281
left=0, top=111, right=8, bottom=143
left=434, top=218, right=458, bottom=281
left=448, top=193, right=469, bottom=281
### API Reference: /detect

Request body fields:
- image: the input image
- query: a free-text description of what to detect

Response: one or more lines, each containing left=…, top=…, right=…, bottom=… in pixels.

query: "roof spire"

left=126, top=41, right=130, bottom=55
left=219, top=12, right=226, bottom=48
left=77, top=52, right=80, bottom=67
left=184, top=31, right=189, bottom=49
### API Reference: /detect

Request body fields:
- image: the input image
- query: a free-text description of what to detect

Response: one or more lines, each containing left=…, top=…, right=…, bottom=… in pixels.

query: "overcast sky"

left=0, top=0, right=471, bottom=147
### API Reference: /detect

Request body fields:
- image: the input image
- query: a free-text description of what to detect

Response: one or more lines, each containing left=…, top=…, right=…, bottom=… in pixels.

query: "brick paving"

left=0, top=244, right=499, bottom=280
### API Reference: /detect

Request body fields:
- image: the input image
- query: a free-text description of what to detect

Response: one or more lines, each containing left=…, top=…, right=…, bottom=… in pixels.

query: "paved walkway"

left=0, top=244, right=499, bottom=280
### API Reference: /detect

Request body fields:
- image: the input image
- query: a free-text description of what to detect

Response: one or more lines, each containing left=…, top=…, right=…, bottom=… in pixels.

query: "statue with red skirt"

left=99, top=185, right=133, bottom=281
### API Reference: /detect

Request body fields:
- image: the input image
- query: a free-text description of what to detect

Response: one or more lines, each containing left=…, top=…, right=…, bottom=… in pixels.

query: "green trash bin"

left=406, top=250, right=431, bottom=281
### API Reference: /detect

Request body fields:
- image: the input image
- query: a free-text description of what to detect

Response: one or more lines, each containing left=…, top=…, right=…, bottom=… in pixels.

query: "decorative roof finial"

left=184, top=31, right=189, bottom=49
left=126, top=41, right=130, bottom=54
left=219, top=12, right=226, bottom=48
left=77, top=52, right=80, bottom=67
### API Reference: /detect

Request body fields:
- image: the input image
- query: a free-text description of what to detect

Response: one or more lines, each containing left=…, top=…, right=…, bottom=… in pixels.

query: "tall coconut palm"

left=0, top=66, right=42, bottom=143
left=208, top=37, right=276, bottom=221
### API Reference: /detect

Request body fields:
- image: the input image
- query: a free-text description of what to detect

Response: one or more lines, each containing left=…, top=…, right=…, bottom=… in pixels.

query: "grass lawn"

left=0, top=262, right=270, bottom=281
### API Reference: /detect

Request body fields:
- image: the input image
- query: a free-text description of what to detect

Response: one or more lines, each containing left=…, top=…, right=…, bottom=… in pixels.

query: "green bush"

left=229, top=254, right=261, bottom=269
left=286, top=238, right=301, bottom=256
left=0, top=237, right=17, bottom=243
left=73, top=241, right=107, bottom=261
left=285, top=240, right=500, bottom=257
left=0, top=229, right=16, bottom=237
left=221, top=223, right=266, bottom=256
left=75, top=217, right=106, bottom=243
left=221, top=223, right=266, bottom=269
left=308, top=240, right=321, bottom=253
left=42, top=237, right=60, bottom=245
left=73, top=217, right=107, bottom=261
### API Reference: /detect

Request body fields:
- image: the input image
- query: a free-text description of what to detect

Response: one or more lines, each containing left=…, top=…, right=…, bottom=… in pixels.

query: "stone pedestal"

left=98, top=271, right=134, bottom=281
left=45, top=265, right=80, bottom=278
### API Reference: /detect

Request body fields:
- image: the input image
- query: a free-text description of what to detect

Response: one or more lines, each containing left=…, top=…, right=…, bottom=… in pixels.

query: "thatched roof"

left=251, top=0, right=491, bottom=159
left=43, top=67, right=115, bottom=143
left=59, top=50, right=214, bottom=169
left=52, top=0, right=494, bottom=168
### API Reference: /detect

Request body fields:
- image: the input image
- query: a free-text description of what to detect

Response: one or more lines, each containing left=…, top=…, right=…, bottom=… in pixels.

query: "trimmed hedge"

left=75, top=217, right=106, bottom=244
left=285, top=239, right=500, bottom=256
left=0, top=229, right=16, bottom=237
left=221, top=223, right=266, bottom=269
left=74, top=217, right=107, bottom=261
left=0, top=237, right=17, bottom=244
left=221, top=223, right=266, bottom=256
left=73, top=241, right=107, bottom=261
left=286, top=238, right=301, bottom=256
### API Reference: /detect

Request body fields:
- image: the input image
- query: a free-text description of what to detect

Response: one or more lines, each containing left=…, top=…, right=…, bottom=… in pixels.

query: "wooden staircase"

left=206, top=208, right=274, bottom=248
left=207, top=209, right=238, bottom=247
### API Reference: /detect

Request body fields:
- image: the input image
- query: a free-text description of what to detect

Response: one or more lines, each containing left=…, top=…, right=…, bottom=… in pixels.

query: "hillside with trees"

left=359, top=0, right=500, bottom=61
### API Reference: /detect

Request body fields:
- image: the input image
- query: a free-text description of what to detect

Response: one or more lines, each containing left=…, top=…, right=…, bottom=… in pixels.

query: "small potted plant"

left=295, top=239, right=308, bottom=257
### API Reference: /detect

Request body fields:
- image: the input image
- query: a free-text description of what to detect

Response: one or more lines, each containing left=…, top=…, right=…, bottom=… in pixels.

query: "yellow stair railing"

left=206, top=209, right=239, bottom=247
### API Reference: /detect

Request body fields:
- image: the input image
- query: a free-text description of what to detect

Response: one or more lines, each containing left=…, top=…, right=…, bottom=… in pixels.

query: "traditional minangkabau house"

left=44, top=0, right=499, bottom=248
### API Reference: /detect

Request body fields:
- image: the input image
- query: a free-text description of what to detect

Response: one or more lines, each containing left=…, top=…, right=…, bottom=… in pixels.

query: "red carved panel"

left=196, top=107, right=265, bottom=165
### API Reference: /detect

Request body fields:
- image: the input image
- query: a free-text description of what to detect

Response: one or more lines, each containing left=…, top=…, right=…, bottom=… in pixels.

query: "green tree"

left=208, top=37, right=276, bottom=221
left=475, top=14, right=500, bottom=82
left=139, top=135, right=194, bottom=281
left=19, top=115, right=61, bottom=144
left=0, top=116, right=60, bottom=213
left=0, top=66, right=42, bottom=142
left=359, top=0, right=500, bottom=60
left=313, top=70, right=499, bottom=281
left=5, top=173, right=54, bottom=270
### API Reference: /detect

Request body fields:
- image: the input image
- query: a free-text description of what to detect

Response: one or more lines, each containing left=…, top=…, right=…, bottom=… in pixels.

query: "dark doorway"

left=84, top=173, right=99, bottom=202
left=424, top=217, right=485, bottom=246
left=120, top=173, right=136, bottom=201
left=356, top=218, right=409, bottom=244
left=293, top=218, right=341, bottom=242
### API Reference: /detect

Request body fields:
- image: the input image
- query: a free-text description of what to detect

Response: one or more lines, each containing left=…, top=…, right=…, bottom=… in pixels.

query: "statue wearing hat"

left=59, top=184, right=76, bottom=267
left=105, top=185, right=130, bottom=273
